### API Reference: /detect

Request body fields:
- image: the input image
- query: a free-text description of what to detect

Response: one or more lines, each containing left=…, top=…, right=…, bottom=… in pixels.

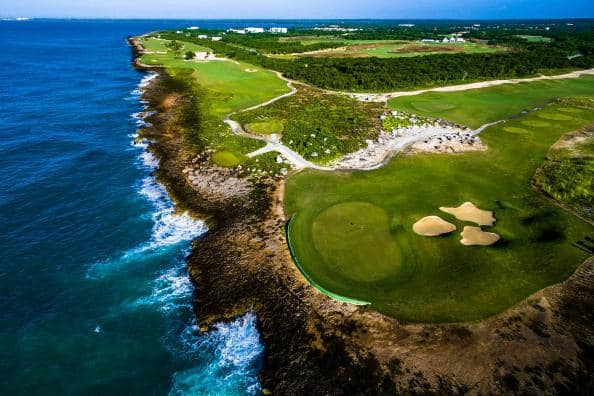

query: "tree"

left=185, top=51, right=195, bottom=60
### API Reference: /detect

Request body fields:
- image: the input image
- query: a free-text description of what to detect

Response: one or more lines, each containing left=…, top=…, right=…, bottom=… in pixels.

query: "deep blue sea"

left=0, top=19, right=329, bottom=395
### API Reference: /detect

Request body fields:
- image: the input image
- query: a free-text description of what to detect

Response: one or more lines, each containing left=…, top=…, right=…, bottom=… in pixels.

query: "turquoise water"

left=0, top=19, right=296, bottom=395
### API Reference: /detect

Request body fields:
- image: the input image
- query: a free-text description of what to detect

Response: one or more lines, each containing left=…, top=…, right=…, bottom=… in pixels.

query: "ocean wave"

left=170, top=313, right=264, bottom=396
left=86, top=177, right=205, bottom=279
left=129, top=72, right=159, bottom=97
left=132, top=253, right=193, bottom=313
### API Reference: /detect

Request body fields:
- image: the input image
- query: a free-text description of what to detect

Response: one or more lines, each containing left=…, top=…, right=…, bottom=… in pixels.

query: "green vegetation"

left=155, top=27, right=594, bottom=92
left=138, top=36, right=290, bottom=173
left=231, top=87, right=384, bottom=164
left=388, top=76, right=594, bottom=128
left=285, top=97, right=594, bottom=322
left=534, top=100, right=594, bottom=222
left=246, top=120, right=284, bottom=134
left=211, top=150, right=241, bottom=167
left=516, top=35, right=554, bottom=43
left=301, top=40, right=501, bottom=59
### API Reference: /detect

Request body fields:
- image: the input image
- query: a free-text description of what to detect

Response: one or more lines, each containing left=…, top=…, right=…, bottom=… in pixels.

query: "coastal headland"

left=128, top=27, right=594, bottom=393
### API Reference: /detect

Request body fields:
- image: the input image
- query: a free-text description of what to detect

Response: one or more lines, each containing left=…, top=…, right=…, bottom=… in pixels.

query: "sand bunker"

left=244, top=68, right=258, bottom=73
left=440, top=202, right=495, bottom=226
left=460, top=226, right=500, bottom=246
left=413, top=216, right=456, bottom=236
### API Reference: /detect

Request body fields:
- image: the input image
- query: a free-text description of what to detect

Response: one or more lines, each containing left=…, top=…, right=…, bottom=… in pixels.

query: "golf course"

left=286, top=80, right=594, bottom=323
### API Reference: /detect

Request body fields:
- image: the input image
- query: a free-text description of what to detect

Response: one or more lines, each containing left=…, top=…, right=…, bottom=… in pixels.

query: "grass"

left=516, top=35, right=553, bottom=43
left=534, top=101, right=594, bottom=222
left=246, top=120, right=284, bottom=134
left=285, top=97, right=594, bottom=323
left=388, top=76, right=594, bottom=128
left=211, top=150, right=242, bottom=167
left=298, top=40, right=501, bottom=58
left=140, top=37, right=211, bottom=53
left=231, top=86, right=385, bottom=164
left=137, top=37, right=290, bottom=173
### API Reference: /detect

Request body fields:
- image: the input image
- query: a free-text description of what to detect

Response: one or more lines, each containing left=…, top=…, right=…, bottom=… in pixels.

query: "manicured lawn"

left=388, top=76, right=594, bottom=128
left=301, top=40, right=501, bottom=58
left=140, top=37, right=211, bottom=53
left=138, top=38, right=290, bottom=169
left=246, top=120, right=284, bottom=134
left=285, top=100, right=594, bottom=323
left=516, top=35, right=553, bottom=43
left=211, top=150, right=242, bottom=167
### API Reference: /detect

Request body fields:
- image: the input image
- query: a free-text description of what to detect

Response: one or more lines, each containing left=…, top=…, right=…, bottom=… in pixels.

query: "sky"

left=2, top=0, right=593, bottom=19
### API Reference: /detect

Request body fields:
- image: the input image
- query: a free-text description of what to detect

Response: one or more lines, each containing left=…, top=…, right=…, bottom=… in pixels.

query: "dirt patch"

left=460, top=226, right=501, bottom=246
left=413, top=215, right=456, bottom=236
left=440, top=201, right=496, bottom=226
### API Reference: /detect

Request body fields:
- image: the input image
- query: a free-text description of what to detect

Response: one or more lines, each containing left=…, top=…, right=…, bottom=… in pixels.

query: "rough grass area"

left=285, top=101, right=594, bottom=322
left=388, top=76, right=594, bottom=128
left=231, top=86, right=385, bottom=164
left=137, top=37, right=291, bottom=173
left=534, top=100, right=594, bottom=223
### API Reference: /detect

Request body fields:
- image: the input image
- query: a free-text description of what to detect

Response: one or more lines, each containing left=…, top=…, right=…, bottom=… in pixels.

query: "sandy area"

left=440, top=202, right=495, bottom=226
left=413, top=216, right=456, bottom=236
left=407, top=132, right=486, bottom=154
left=460, top=226, right=500, bottom=246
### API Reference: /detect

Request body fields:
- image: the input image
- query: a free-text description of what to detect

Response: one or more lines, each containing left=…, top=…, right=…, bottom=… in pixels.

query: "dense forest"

left=159, top=23, right=594, bottom=92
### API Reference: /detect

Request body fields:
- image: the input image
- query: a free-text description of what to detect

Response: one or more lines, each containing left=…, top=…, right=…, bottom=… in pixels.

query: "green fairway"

left=388, top=76, right=594, bottom=128
left=137, top=37, right=290, bottom=170
left=516, top=35, right=553, bottom=43
left=300, top=40, right=501, bottom=58
left=285, top=101, right=594, bottom=322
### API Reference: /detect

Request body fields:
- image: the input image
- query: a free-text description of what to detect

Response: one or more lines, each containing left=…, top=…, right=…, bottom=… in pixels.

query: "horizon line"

left=3, top=17, right=594, bottom=21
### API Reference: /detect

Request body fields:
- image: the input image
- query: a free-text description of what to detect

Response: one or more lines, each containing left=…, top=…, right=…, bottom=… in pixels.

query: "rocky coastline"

left=129, top=37, right=594, bottom=394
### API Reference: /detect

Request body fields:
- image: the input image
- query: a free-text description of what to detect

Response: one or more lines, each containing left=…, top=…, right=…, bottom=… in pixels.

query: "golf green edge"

left=286, top=215, right=371, bottom=306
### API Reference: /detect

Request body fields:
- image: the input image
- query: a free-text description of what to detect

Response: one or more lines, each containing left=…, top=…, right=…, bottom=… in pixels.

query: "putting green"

left=537, top=112, right=573, bottom=121
left=246, top=120, right=284, bottom=134
left=286, top=102, right=594, bottom=322
left=311, top=202, right=402, bottom=282
left=522, top=120, right=551, bottom=127
left=503, top=126, right=530, bottom=134
left=211, top=150, right=241, bottom=167
left=558, top=107, right=584, bottom=113
left=411, top=101, right=457, bottom=113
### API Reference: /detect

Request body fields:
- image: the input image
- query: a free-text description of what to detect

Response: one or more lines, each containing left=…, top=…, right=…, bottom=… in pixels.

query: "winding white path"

left=342, top=68, right=594, bottom=102
left=222, top=68, right=594, bottom=172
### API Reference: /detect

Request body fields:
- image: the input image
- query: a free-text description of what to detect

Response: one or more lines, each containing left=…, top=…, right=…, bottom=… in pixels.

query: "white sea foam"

left=169, top=312, right=264, bottom=395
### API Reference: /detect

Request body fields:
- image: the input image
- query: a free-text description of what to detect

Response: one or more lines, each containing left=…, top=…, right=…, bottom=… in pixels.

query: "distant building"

left=398, top=24, right=415, bottom=27
left=245, top=27, right=265, bottom=33
left=269, top=27, right=288, bottom=34
left=197, top=35, right=208, bottom=39
left=211, top=36, right=222, bottom=41
left=228, top=28, right=247, bottom=34
left=187, top=26, right=199, bottom=30
left=456, top=37, right=466, bottom=42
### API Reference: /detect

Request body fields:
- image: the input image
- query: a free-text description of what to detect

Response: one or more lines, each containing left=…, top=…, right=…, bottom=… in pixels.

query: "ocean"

left=0, top=19, right=326, bottom=395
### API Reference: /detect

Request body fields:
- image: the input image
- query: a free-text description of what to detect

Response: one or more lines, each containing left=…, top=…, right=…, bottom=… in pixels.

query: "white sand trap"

left=440, top=201, right=495, bottom=226
left=413, top=216, right=456, bottom=236
left=460, top=226, right=500, bottom=246
left=244, top=68, right=258, bottom=73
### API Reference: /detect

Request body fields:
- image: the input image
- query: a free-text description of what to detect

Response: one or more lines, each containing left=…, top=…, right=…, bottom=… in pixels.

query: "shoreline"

left=128, top=36, right=594, bottom=393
